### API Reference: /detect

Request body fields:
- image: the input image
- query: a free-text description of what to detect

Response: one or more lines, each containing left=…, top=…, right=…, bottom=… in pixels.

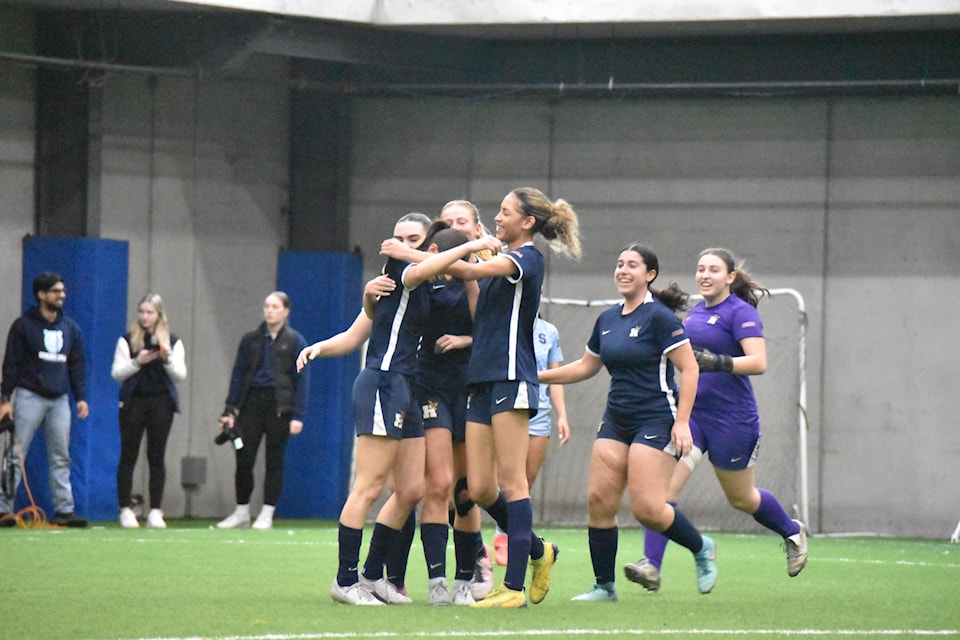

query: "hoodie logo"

left=40, top=329, right=67, bottom=363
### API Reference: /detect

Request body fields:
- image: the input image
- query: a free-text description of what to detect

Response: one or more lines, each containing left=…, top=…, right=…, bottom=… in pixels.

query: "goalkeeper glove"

left=693, top=346, right=734, bottom=373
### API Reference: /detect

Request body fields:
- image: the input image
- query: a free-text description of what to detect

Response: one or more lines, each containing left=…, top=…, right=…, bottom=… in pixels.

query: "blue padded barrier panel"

left=275, top=251, right=362, bottom=519
left=18, top=237, right=128, bottom=521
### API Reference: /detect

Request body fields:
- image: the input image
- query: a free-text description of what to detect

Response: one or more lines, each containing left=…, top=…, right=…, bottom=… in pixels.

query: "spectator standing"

left=0, top=272, right=89, bottom=528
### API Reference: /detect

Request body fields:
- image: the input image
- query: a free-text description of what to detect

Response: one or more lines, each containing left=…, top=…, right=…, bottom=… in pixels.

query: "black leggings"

left=234, top=387, right=291, bottom=506
left=117, top=394, right=175, bottom=509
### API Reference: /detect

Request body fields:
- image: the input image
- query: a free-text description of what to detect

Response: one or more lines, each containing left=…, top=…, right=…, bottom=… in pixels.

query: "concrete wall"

left=0, top=14, right=35, bottom=329
left=97, top=61, right=292, bottom=519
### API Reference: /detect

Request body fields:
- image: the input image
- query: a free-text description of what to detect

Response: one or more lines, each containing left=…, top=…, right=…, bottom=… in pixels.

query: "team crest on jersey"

left=394, top=413, right=405, bottom=429
left=39, top=329, right=67, bottom=362
left=629, top=325, right=642, bottom=337
left=422, top=400, right=438, bottom=420
left=707, top=315, right=720, bottom=325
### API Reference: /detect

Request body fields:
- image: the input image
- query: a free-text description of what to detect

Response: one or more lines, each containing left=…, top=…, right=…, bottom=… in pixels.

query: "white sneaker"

left=252, top=505, right=274, bottom=530
left=358, top=573, right=413, bottom=604
left=330, top=578, right=384, bottom=606
left=216, top=507, right=250, bottom=529
left=429, top=577, right=452, bottom=606
left=146, top=508, right=167, bottom=529
left=452, top=579, right=476, bottom=605
left=119, top=507, right=139, bottom=529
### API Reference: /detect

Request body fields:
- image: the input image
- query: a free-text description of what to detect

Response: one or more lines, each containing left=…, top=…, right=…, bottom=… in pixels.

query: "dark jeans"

left=117, top=394, right=175, bottom=509
left=235, top=386, right=291, bottom=506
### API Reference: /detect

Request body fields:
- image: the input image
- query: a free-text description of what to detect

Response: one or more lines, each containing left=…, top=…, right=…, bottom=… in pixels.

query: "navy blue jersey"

left=586, top=292, right=689, bottom=425
left=467, top=243, right=544, bottom=385
left=416, top=277, right=472, bottom=390
left=365, top=257, right=430, bottom=375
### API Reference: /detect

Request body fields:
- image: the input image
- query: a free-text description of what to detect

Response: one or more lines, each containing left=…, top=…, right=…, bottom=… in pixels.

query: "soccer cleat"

left=571, top=583, right=618, bottom=602
left=493, top=532, right=508, bottom=566
left=452, top=580, right=476, bottom=605
left=51, top=512, right=87, bottom=528
left=472, top=543, right=495, bottom=600
left=0, top=513, right=16, bottom=528
left=694, top=535, right=718, bottom=594
left=146, top=508, right=167, bottom=529
left=216, top=509, right=250, bottom=529
left=528, top=540, right=559, bottom=604
left=469, top=583, right=526, bottom=608
left=623, top=557, right=661, bottom=592
left=359, top=574, right=413, bottom=604
left=119, top=507, right=139, bottom=529
left=428, top=577, right=452, bottom=606
left=330, top=578, right=384, bottom=605
left=785, top=519, right=808, bottom=577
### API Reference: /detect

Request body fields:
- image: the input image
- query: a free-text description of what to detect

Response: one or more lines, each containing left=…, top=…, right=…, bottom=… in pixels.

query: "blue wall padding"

left=17, top=237, right=128, bottom=521
left=275, top=251, right=362, bottom=519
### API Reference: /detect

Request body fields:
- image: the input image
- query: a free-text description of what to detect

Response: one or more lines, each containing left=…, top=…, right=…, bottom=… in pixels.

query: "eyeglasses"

left=46, top=287, right=66, bottom=294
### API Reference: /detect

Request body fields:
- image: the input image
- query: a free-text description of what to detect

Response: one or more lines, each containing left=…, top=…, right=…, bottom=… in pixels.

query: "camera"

left=0, top=414, right=13, bottom=435
left=214, top=424, right=244, bottom=450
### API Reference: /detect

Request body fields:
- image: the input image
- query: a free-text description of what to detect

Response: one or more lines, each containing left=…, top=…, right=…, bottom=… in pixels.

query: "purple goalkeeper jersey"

left=684, top=294, right=764, bottom=421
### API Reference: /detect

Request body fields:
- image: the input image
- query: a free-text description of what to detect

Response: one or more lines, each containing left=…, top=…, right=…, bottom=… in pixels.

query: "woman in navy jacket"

left=216, top=291, right=308, bottom=530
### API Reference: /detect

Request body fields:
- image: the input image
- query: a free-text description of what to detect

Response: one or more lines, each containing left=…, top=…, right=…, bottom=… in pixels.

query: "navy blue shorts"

left=466, top=380, right=538, bottom=426
left=415, top=384, right=468, bottom=443
left=352, top=367, right=424, bottom=440
left=596, top=410, right=679, bottom=458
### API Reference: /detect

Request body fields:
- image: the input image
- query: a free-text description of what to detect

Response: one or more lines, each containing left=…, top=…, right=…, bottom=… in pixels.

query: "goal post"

left=534, top=289, right=809, bottom=533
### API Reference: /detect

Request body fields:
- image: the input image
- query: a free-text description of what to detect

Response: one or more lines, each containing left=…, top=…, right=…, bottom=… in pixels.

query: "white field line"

left=126, top=629, right=959, bottom=640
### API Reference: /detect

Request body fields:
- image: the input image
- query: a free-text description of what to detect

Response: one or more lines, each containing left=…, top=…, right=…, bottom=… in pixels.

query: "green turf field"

left=2, top=520, right=957, bottom=639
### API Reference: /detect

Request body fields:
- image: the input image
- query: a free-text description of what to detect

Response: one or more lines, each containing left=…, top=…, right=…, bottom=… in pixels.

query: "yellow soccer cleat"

left=528, top=540, right=559, bottom=604
left=469, top=583, right=527, bottom=608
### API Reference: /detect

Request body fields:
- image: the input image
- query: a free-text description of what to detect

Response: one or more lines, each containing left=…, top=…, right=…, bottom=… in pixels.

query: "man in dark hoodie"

left=0, top=272, right=89, bottom=528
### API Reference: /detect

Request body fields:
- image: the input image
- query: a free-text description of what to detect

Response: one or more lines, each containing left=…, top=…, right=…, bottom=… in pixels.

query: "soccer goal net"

left=534, top=289, right=809, bottom=534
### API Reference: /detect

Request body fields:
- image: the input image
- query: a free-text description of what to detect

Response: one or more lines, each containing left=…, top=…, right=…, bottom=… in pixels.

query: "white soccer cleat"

left=452, top=579, right=476, bottom=605
left=358, top=573, right=413, bottom=604
left=471, top=543, right=494, bottom=600
left=785, top=520, right=808, bottom=577
left=330, top=579, right=384, bottom=605
left=624, top=557, right=661, bottom=592
left=428, top=577, right=452, bottom=606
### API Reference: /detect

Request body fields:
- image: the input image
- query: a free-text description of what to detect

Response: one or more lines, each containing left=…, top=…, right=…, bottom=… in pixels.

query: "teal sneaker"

left=694, top=535, right=718, bottom=594
left=571, top=583, right=618, bottom=602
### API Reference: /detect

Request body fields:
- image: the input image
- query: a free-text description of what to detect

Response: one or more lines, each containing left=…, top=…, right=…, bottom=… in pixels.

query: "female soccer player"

left=492, top=314, right=571, bottom=566
left=298, top=214, right=499, bottom=606
left=385, top=187, right=582, bottom=608
left=625, top=247, right=807, bottom=593
left=539, top=244, right=718, bottom=602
